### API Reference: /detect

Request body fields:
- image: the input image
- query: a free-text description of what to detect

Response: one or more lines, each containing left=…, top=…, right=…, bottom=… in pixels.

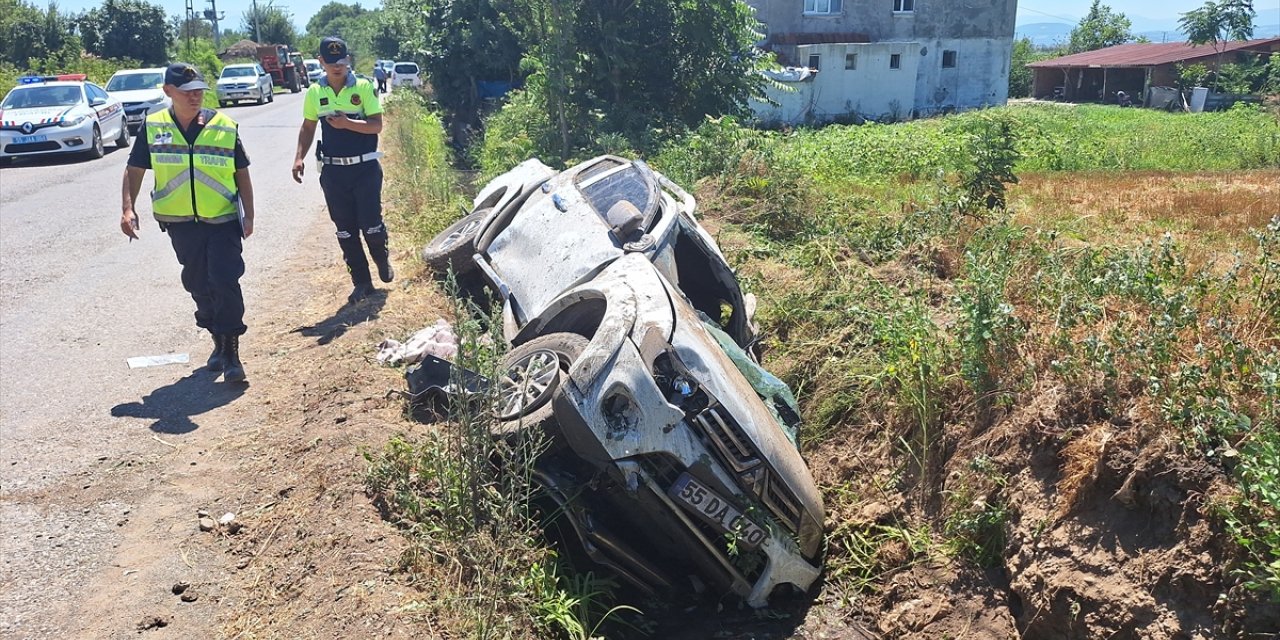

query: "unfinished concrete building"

left=746, top=0, right=1018, bottom=123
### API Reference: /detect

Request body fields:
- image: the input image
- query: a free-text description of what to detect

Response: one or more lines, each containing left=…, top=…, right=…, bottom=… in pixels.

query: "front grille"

left=762, top=475, right=802, bottom=534
left=636, top=453, right=684, bottom=488
left=5, top=141, right=60, bottom=153
left=688, top=403, right=804, bottom=535
left=694, top=405, right=759, bottom=471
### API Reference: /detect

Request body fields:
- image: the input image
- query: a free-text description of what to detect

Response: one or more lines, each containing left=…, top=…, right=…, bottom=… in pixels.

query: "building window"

left=804, top=0, right=842, bottom=14
left=890, top=53, right=901, bottom=69
left=893, top=0, right=914, bottom=12
left=845, top=53, right=857, bottom=70
left=942, top=50, right=957, bottom=68
left=808, top=54, right=821, bottom=70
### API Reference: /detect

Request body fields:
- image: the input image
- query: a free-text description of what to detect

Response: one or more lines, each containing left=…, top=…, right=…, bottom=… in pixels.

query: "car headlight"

left=59, top=115, right=88, bottom=127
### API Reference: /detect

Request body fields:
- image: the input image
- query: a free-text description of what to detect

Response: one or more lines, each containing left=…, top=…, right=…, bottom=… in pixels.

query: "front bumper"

left=216, top=86, right=262, bottom=102
left=0, top=120, right=97, bottom=158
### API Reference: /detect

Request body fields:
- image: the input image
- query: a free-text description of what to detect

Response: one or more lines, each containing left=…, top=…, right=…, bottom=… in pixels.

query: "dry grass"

left=1055, top=424, right=1113, bottom=519
left=1011, top=170, right=1280, bottom=252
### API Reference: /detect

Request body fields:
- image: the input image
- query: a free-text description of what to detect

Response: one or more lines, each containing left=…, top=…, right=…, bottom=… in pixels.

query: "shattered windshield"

left=578, top=164, right=655, bottom=226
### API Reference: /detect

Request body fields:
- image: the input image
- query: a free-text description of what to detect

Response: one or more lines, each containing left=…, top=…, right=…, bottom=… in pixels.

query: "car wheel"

left=86, top=125, right=104, bottom=159
left=493, top=332, right=589, bottom=437
left=219, top=100, right=229, bottom=108
left=268, top=88, right=275, bottom=103
left=0, top=157, right=12, bottom=167
left=257, top=91, right=265, bottom=105
left=115, top=123, right=130, bottom=149
left=421, top=207, right=490, bottom=275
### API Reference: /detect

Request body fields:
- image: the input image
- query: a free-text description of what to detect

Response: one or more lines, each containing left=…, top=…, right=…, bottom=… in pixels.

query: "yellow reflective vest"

left=146, top=109, right=239, bottom=223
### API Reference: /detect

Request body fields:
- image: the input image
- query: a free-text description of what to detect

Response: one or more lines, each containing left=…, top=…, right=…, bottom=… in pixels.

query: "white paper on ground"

left=126, top=353, right=191, bottom=369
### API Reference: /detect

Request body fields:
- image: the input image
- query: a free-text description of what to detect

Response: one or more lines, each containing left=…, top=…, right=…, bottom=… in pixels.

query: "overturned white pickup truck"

left=423, top=155, right=825, bottom=607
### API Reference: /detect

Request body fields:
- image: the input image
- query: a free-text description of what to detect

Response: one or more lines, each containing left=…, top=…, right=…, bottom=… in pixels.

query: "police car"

left=0, top=74, right=129, bottom=164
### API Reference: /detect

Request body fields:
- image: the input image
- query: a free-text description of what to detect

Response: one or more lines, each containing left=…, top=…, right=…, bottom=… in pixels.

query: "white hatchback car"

left=0, top=74, right=129, bottom=164
left=215, top=63, right=274, bottom=107
left=304, top=58, right=323, bottom=84
left=390, top=62, right=422, bottom=89
left=105, top=67, right=170, bottom=134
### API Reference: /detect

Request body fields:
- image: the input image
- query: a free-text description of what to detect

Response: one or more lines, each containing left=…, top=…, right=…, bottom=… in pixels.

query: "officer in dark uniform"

left=120, top=62, right=254, bottom=382
left=291, top=36, right=392, bottom=305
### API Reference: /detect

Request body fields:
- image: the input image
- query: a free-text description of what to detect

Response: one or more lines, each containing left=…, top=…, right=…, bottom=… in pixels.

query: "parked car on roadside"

left=215, top=63, right=273, bottom=107
left=0, top=74, right=129, bottom=164
left=422, top=156, right=825, bottom=608
left=304, top=58, right=323, bottom=84
left=390, top=62, right=421, bottom=89
left=104, top=67, right=170, bottom=135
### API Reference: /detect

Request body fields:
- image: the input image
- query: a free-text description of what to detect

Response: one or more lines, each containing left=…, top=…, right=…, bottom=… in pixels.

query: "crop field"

left=376, top=96, right=1280, bottom=638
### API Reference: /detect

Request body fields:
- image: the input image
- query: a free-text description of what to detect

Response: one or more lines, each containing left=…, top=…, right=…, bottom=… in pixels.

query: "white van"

left=391, top=62, right=422, bottom=89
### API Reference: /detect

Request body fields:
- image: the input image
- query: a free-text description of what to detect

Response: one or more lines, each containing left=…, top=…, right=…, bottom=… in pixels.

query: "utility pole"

left=184, top=0, right=194, bottom=56
left=204, top=0, right=225, bottom=50
left=251, top=0, right=262, bottom=44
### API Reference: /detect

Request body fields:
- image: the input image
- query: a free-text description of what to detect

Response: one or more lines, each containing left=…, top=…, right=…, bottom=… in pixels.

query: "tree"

left=1179, top=0, right=1255, bottom=89
left=307, top=2, right=365, bottom=37
left=1068, top=0, right=1134, bottom=54
left=241, top=2, right=296, bottom=46
left=79, top=0, right=170, bottom=65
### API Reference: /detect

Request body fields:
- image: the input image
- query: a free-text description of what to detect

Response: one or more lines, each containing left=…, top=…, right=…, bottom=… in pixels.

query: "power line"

left=1018, top=5, right=1079, bottom=23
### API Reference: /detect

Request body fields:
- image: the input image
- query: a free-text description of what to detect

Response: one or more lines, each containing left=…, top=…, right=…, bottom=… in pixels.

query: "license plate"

left=668, top=473, right=767, bottom=549
left=14, top=134, right=47, bottom=144
left=126, top=115, right=143, bottom=122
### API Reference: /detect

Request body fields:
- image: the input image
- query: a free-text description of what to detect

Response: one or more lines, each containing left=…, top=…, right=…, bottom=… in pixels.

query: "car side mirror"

left=90, top=97, right=107, bottom=106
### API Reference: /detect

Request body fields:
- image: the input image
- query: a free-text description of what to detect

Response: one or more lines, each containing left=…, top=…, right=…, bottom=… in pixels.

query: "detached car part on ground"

left=423, top=156, right=824, bottom=607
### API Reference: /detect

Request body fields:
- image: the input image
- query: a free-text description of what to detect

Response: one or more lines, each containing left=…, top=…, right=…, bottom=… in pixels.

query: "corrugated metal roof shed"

left=1028, top=37, right=1280, bottom=68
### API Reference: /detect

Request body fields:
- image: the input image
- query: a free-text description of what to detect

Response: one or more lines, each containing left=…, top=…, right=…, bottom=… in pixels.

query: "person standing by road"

left=374, top=64, right=387, bottom=94
left=291, top=36, right=393, bottom=305
left=120, top=62, right=254, bottom=383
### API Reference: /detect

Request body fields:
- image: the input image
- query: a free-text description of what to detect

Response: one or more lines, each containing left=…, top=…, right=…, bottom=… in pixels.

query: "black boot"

left=347, top=281, right=376, bottom=305
left=222, top=335, right=246, bottom=383
left=206, top=334, right=225, bottom=371
left=375, top=256, right=394, bottom=283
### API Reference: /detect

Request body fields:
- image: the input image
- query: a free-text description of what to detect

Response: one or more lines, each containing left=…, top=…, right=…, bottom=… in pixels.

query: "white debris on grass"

left=376, top=319, right=459, bottom=365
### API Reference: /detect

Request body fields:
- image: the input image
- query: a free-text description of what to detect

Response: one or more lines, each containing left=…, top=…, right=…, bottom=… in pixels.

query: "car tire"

left=86, top=125, right=104, bottom=159
left=219, top=100, right=229, bottom=108
left=114, top=123, right=130, bottom=149
left=257, top=91, right=265, bottom=105
left=492, top=332, right=589, bottom=438
left=268, top=88, right=275, bottom=103
left=421, top=207, right=490, bottom=276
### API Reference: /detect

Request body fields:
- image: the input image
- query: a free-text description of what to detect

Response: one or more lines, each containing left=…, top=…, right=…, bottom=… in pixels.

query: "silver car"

left=424, top=156, right=824, bottom=607
left=215, top=63, right=273, bottom=107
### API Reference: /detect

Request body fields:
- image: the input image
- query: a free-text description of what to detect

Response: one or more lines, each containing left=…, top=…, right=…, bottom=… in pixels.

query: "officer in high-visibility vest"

left=291, top=36, right=393, bottom=305
left=120, top=62, right=255, bottom=383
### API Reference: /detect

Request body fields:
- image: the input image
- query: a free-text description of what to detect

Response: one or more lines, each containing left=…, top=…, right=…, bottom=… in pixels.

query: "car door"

left=87, top=83, right=122, bottom=140
left=256, top=65, right=269, bottom=92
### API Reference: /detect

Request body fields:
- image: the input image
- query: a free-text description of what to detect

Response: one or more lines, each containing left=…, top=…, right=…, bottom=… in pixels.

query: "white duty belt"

left=321, top=151, right=383, bottom=166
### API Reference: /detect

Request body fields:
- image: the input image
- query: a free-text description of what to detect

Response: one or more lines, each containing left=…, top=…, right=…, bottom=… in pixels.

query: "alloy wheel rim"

left=496, top=349, right=560, bottom=420
left=442, top=218, right=483, bottom=250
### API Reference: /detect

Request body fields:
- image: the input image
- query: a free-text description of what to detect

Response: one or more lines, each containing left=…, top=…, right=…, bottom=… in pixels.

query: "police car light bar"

left=18, top=73, right=88, bottom=84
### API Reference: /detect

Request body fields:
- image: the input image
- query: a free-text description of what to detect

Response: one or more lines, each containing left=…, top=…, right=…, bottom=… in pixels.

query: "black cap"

left=164, top=62, right=209, bottom=91
left=319, top=36, right=350, bottom=64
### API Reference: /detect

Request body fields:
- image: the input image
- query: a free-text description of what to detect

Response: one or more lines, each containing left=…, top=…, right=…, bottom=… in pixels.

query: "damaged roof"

left=1027, top=37, right=1280, bottom=69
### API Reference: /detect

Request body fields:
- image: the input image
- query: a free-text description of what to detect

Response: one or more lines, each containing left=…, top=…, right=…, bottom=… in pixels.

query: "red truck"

left=256, top=44, right=302, bottom=93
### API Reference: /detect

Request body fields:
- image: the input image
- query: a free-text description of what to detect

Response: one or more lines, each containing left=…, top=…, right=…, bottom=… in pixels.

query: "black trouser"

left=319, top=160, right=388, bottom=286
left=377, top=78, right=387, bottom=93
left=166, top=219, right=246, bottom=336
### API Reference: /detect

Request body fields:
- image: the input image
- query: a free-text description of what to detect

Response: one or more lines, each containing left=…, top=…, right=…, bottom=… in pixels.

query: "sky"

left=54, top=0, right=324, bottom=33
left=1019, top=0, right=1280, bottom=25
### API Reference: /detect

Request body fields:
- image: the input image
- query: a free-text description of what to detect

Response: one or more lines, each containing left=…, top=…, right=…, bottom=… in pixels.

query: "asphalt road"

left=0, top=91, right=330, bottom=637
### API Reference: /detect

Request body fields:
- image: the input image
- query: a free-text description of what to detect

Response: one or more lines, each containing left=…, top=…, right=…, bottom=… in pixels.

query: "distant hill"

left=1016, top=7, right=1280, bottom=48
